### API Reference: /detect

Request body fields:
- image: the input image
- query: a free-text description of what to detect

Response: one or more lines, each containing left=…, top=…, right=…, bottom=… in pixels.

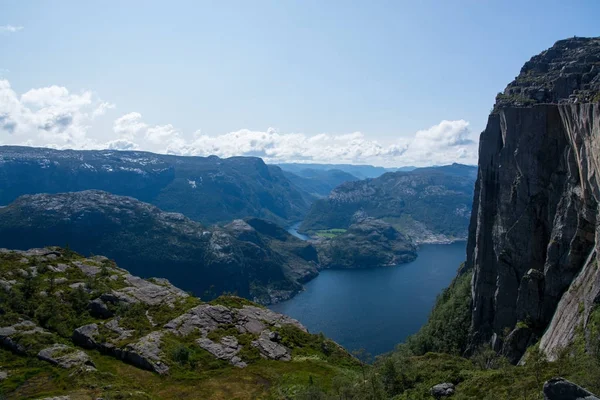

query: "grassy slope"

left=0, top=249, right=359, bottom=400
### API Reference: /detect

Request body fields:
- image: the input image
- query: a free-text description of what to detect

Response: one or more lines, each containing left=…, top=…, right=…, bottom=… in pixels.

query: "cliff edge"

left=467, top=37, right=600, bottom=363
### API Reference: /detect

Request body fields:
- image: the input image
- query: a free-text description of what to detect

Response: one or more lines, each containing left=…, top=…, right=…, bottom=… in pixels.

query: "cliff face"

left=467, top=37, right=600, bottom=362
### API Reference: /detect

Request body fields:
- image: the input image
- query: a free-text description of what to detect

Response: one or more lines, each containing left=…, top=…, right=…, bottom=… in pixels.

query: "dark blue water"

left=270, top=241, right=466, bottom=356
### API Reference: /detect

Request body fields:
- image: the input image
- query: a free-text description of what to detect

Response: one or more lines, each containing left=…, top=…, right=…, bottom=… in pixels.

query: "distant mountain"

left=276, top=163, right=414, bottom=179
left=283, top=169, right=360, bottom=197
left=0, top=146, right=311, bottom=226
left=300, top=163, right=477, bottom=243
left=0, top=190, right=319, bottom=304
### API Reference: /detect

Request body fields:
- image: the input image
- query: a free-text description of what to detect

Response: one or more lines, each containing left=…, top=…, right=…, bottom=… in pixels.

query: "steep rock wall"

left=467, top=103, right=600, bottom=362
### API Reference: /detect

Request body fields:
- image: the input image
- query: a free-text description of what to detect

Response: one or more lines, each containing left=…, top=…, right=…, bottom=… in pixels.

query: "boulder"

left=89, top=298, right=114, bottom=319
left=543, top=378, right=600, bottom=400
left=0, top=320, right=49, bottom=355
left=430, top=382, right=455, bottom=398
left=251, top=330, right=291, bottom=361
left=236, top=306, right=307, bottom=333
left=121, top=331, right=168, bottom=375
left=72, top=323, right=99, bottom=349
left=0, top=370, right=7, bottom=380
left=197, top=336, right=247, bottom=368
left=115, top=275, right=188, bottom=307
left=72, top=260, right=101, bottom=277
left=165, top=304, right=234, bottom=336
left=37, top=344, right=96, bottom=370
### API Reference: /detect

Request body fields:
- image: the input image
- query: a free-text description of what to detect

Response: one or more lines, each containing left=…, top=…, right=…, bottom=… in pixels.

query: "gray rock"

left=0, top=279, right=15, bottom=291
left=251, top=330, right=291, bottom=361
left=502, top=326, right=535, bottom=365
left=37, top=344, right=96, bottom=370
left=466, top=37, right=600, bottom=361
left=89, top=298, right=113, bottom=319
left=0, top=320, right=49, bottom=355
left=72, top=260, right=101, bottom=277
left=431, top=383, right=455, bottom=398
left=117, top=274, right=188, bottom=306
left=50, top=263, right=70, bottom=273
left=121, top=331, right=168, bottom=375
left=543, top=378, right=600, bottom=400
left=236, top=306, right=307, bottom=333
left=69, top=282, right=87, bottom=290
left=72, top=323, right=99, bottom=349
left=165, top=304, right=234, bottom=336
left=197, top=336, right=247, bottom=368
left=104, top=318, right=134, bottom=342
left=0, top=370, right=7, bottom=380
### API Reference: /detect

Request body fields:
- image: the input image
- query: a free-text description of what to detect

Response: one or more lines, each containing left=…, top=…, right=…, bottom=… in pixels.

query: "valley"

left=1, top=29, right=600, bottom=400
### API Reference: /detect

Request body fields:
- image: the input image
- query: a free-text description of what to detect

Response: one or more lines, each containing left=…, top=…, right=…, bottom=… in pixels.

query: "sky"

left=0, top=0, right=598, bottom=167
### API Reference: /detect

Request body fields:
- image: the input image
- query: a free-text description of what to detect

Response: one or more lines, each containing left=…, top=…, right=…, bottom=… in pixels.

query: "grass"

left=209, top=295, right=261, bottom=309
left=313, top=229, right=347, bottom=239
left=0, top=345, right=359, bottom=400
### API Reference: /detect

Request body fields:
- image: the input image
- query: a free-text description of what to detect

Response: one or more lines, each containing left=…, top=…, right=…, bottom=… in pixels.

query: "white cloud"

left=0, top=25, right=24, bottom=34
left=0, top=79, right=114, bottom=149
left=0, top=77, right=478, bottom=166
left=113, top=112, right=146, bottom=140
left=106, top=138, right=138, bottom=150
left=154, top=122, right=476, bottom=167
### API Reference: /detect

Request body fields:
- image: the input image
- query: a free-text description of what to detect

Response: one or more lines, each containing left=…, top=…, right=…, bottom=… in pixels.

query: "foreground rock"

left=430, top=382, right=455, bottom=398
left=0, top=247, right=357, bottom=399
left=197, top=336, right=246, bottom=368
left=0, top=320, right=50, bottom=355
left=251, top=330, right=291, bottom=361
left=543, top=378, right=600, bottom=400
left=37, top=344, right=96, bottom=370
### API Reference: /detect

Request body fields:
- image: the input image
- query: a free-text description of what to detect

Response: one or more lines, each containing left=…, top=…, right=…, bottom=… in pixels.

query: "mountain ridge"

left=300, top=163, right=476, bottom=243
left=0, top=145, right=311, bottom=226
left=0, top=190, right=320, bottom=305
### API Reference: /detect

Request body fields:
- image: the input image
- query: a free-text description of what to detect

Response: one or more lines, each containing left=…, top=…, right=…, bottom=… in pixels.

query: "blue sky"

left=0, top=0, right=598, bottom=166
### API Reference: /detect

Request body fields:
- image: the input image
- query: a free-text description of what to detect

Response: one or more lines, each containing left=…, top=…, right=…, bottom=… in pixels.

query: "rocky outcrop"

left=543, top=378, right=600, bottom=400
left=0, top=320, right=50, bottom=355
left=37, top=344, right=96, bottom=370
left=430, top=383, right=455, bottom=398
left=197, top=336, right=247, bottom=368
left=251, top=330, right=291, bottom=361
left=466, top=37, right=600, bottom=361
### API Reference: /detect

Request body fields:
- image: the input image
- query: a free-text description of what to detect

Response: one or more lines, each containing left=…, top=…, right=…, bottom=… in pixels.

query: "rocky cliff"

left=467, top=37, right=600, bottom=362
left=0, top=190, right=320, bottom=304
